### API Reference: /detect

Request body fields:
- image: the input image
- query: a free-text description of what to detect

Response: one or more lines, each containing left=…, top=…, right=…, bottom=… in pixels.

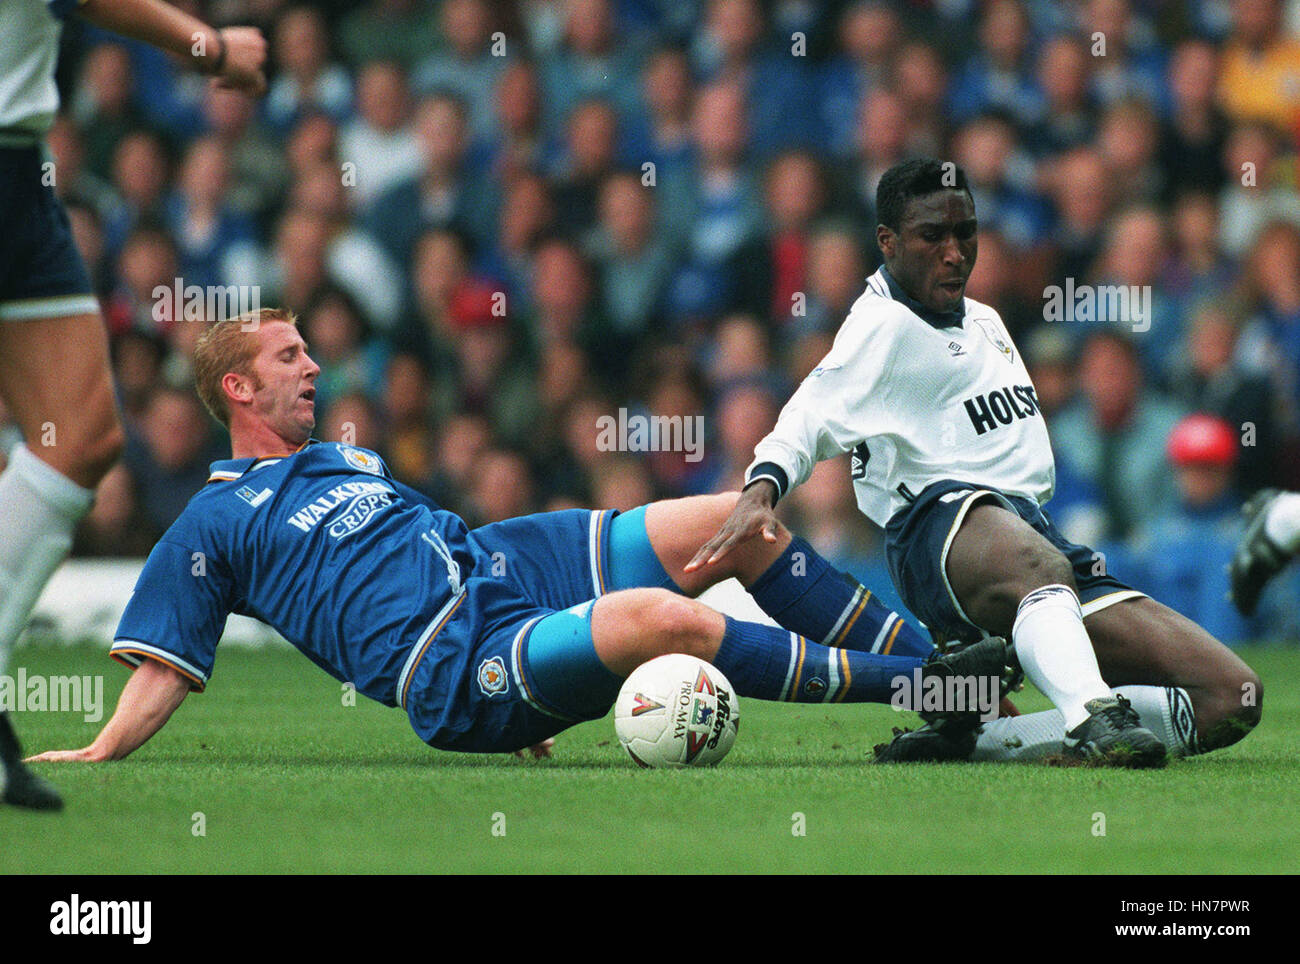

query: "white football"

left=614, top=654, right=740, bottom=768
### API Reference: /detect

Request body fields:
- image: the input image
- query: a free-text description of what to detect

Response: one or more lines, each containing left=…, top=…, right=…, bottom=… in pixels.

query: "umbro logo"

left=850, top=441, right=869, bottom=479
left=948, top=341, right=966, bottom=356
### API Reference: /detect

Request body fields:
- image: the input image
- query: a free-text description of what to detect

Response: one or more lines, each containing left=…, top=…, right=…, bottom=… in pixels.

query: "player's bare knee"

left=1018, top=538, right=1076, bottom=593
left=1221, top=668, right=1263, bottom=742
left=1195, top=667, right=1262, bottom=751
left=968, top=542, right=1076, bottom=631
left=1236, top=667, right=1263, bottom=731
left=635, top=590, right=720, bottom=660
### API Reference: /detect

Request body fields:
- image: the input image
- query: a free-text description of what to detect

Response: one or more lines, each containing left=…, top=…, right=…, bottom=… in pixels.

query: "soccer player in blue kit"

left=1, top=0, right=266, bottom=809
left=28, top=309, right=1011, bottom=765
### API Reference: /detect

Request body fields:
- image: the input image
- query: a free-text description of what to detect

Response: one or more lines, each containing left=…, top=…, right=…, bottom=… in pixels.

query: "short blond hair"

left=193, top=307, right=299, bottom=428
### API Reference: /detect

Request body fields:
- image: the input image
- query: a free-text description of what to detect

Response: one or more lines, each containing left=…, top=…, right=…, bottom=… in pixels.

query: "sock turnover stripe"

left=830, top=588, right=871, bottom=647
left=778, top=632, right=799, bottom=701
left=824, top=585, right=866, bottom=646
left=881, top=618, right=904, bottom=655
left=790, top=635, right=807, bottom=701
left=833, top=648, right=852, bottom=702
left=870, top=613, right=897, bottom=653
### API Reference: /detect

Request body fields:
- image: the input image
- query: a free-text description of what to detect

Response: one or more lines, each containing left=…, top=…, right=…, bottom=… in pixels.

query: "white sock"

left=0, top=444, right=94, bottom=674
left=973, top=685, right=1199, bottom=762
left=1011, top=584, right=1111, bottom=730
left=1264, top=492, right=1300, bottom=553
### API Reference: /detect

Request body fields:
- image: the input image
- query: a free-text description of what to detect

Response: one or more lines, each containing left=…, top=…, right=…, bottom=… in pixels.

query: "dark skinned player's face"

left=876, top=189, right=978, bottom=314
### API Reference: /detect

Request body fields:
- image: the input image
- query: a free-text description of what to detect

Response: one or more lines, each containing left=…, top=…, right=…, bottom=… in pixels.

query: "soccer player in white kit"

left=0, top=0, right=266, bottom=809
left=691, top=159, right=1262, bottom=767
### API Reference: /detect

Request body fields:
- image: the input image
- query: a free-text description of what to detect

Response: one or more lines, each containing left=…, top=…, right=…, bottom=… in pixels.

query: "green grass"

left=4, top=642, right=1298, bottom=874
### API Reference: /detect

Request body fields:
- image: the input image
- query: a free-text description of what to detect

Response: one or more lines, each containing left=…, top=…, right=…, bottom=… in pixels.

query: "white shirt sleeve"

left=746, top=310, right=896, bottom=500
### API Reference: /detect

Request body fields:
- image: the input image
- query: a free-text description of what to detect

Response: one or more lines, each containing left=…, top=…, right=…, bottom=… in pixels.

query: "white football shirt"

left=0, top=1, right=80, bottom=136
left=747, top=267, right=1056, bottom=527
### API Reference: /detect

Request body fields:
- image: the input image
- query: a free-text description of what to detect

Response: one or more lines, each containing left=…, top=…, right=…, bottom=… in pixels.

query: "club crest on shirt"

left=974, top=318, right=1015, bottom=364
left=477, top=656, right=509, bottom=697
left=340, top=446, right=382, bottom=475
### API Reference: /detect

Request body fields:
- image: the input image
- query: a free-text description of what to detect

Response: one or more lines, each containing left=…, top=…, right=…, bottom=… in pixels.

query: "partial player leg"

left=0, top=313, right=122, bottom=658
left=1230, top=489, right=1300, bottom=616
left=1084, top=596, right=1261, bottom=752
left=640, top=494, right=936, bottom=658
left=945, top=501, right=1163, bottom=765
left=0, top=313, right=124, bottom=810
left=590, top=589, right=1003, bottom=711
left=524, top=587, right=1007, bottom=712
left=951, top=593, right=1260, bottom=763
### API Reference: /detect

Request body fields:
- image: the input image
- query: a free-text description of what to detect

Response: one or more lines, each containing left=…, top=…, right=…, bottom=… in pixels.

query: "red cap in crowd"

left=449, top=280, right=506, bottom=331
left=1167, top=414, right=1238, bottom=467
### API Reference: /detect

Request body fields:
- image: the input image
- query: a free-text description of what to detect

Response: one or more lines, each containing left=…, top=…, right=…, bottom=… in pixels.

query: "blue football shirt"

left=111, top=441, right=483, bottom=707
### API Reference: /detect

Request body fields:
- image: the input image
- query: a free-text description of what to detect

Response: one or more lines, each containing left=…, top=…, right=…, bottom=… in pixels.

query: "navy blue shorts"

left=884, top=480, right=1144, bottom=643
left=404, top=507, right=676, bottom=753
left=0, top=146, right=99, bottom=322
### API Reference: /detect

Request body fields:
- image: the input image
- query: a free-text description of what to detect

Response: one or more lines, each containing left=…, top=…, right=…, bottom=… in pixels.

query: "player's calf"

left=638, top=495, right=936, bottom=659
left=54, top=407, right=125, bottom=491
left=0, top=312, right=125, bottom=490
left=590, top=589, right=1016, bottom=711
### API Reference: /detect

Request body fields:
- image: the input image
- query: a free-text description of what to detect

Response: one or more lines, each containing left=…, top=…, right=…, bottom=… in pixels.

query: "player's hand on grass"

left=211, top=27, right=268, bottom=97
left=24, top=747, right=104, bottom=764
left=684, top=481, right=780, bottom=572
left=513, top=738, right=555, bottom=760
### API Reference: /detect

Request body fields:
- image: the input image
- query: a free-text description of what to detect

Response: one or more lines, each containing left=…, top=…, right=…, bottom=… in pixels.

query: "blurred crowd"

left=3, top=0, right=1299, bottom=642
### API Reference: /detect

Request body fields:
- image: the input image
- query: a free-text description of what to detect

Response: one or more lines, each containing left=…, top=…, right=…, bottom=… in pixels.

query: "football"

left=613, top=654, right=740, bottom=768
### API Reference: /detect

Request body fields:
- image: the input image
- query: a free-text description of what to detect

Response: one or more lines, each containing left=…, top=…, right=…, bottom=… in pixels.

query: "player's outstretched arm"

left=26, top=658, right=190, bottom=763
left=684, top=479, right=781, bottom=572
left=77, top=0, right=267, bottom=96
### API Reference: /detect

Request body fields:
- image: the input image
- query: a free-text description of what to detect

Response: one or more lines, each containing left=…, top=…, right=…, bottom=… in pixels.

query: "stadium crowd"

left=4, top=0, right=1299, bottom=644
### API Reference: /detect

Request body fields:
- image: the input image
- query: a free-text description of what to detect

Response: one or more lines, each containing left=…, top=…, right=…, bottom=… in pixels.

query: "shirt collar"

left=878, top=265, right=967, bottom=329
left=207, top=439, right=318, bottom=484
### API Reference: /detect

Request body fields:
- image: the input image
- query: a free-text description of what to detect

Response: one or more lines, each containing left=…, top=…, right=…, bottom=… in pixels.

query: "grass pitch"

left=3, top=641, right=1298, bottom=874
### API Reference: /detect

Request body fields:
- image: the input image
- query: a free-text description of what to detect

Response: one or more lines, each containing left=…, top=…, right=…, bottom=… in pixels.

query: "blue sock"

left=746, top=537, right=935, bottom=659
left=712, top=616, right=926, bottom=704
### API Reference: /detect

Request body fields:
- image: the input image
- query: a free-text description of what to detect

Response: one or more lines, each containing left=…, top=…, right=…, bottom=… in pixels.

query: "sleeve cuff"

left=744, top=462, right=790, bottom=503
left=111, top=642, right=208, bottom=692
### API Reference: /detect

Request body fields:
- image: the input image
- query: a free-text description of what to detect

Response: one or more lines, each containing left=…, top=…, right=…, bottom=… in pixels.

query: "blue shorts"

left=403, top=507, right=676, bottom=753
left=0, top=146, right=99, bottom=322
left=884, top=480, right=1144, bottom=643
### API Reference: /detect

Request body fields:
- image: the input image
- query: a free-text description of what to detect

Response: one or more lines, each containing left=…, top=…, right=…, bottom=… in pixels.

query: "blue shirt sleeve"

left=110, top=536, right=235, bottom=691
